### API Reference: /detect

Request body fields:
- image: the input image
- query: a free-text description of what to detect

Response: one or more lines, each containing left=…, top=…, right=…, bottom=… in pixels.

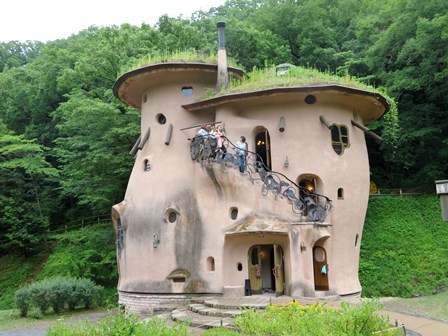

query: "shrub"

left=14, top=286, right=30, bottom=317
left=234, top=300, right=400, bottom=335
left=47, top=313, right=190, bottom=336
left=14, top=276, right=104, bottom=317
left=28, top=280, right=52, bottom=314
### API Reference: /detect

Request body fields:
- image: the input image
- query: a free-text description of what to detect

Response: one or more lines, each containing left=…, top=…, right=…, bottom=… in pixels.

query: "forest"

left=0, top=0, right=447, bottom=255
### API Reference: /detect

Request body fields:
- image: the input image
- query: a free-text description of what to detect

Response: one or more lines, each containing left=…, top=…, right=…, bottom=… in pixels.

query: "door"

left=273, top=244, right=284, bottom=296
left=313, top=246, right=329, bottom=290
left=248, top=246, right=262, bottom=293
left=255, top=129, right=271, bottom=170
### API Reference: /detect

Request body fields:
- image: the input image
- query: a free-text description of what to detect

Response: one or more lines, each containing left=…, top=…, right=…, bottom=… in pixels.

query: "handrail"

left=188, top=135, right=332, bottom=222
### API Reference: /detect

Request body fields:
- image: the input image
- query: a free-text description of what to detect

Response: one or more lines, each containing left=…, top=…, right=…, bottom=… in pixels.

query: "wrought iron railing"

left=189, top=135, right=332, bottom=222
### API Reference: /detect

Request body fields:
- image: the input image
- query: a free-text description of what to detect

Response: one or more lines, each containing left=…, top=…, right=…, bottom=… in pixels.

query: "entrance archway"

left=248, top=244, right=284, bottom=296
left=313, top=246, right=329, bottom=291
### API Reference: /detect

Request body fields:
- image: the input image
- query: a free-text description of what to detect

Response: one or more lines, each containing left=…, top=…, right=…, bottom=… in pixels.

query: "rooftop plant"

left=203, top=64, right=400, bottom=150
left=118, top=49, right=240, bottom=78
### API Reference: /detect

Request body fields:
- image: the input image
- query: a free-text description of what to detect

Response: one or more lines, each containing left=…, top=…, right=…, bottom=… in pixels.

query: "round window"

left=304, top=94, right=317, bottom=104
left=156, top=113, right=166, bottom=125
left=168, top=211, right=178, bottom=223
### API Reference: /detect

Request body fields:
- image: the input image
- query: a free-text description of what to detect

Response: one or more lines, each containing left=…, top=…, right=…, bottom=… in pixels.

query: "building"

left=112, top=23, right=389, bottom=314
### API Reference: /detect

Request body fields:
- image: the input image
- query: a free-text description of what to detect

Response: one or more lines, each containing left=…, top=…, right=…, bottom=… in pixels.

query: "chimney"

left=216, top=22, right=229, bottom=91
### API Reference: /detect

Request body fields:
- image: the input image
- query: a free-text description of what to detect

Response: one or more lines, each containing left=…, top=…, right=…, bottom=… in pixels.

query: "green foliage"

left=234, top=300, right=399, bottom=335
left=0, top=251, right=49, bottom=309
left=47, top=313, right=190, bottom=336
left=0, top=121, right=58, bottom=254
left=201, top=328, right=240, bottom=336
left=360, top=196, right=448, bottom=297
left=38, top=222, right=118, bottom=287
left=52, top=91, right=138, bottom=214
left=14, top=287, right=30, bottom=317
left=14, top=277, right=104, bottom=317
left=120, top=49, right=240, bottom=77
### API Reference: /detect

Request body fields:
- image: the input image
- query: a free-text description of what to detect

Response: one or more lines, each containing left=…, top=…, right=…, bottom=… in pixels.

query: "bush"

left=14, top=286, right=30, bottom=317
left=14, top=276, right=104, bottom=317
left=234, top=300, right=400, bottom=335
left=47, top=313, right=190, bottom=336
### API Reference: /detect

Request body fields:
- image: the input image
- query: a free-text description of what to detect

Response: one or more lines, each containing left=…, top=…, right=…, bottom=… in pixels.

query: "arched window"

left=207, top=257, right=215, bottom=272
left=330, top=124, right=349, bottom=155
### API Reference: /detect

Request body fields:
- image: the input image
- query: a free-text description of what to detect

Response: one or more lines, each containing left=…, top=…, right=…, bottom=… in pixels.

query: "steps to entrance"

left=171, top=308, right=235, bottom=329
left=170, top=295, right=297, bottom=330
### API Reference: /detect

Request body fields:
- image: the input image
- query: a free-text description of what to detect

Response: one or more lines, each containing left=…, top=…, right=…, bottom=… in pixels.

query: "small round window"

left=156, top=113, right=166, bottom=125
left=168, top=211, right=178, bottom=223
left=143, top=94, right=148, bottom=103
left=304, top=94, right=317, bottom=104
left=237, top=262, right=243, bottom=271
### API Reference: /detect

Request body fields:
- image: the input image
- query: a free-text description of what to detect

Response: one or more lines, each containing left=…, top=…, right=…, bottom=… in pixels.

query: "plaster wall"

left=113, top=65, right=383, bottom=300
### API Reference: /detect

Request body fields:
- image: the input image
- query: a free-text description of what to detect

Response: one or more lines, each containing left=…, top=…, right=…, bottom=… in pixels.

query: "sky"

left=0, top=0, right=227, bottom=43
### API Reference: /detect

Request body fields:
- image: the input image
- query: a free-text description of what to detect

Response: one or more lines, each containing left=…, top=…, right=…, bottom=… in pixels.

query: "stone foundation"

left=118, top=291, right=220, bottom=316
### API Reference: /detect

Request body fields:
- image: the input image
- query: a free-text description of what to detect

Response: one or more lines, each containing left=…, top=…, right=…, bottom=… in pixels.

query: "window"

left=207, top=257, right=215, bottom=272
left=172, top=277, right=186, bottom=283
left=165, top=207, right=179, bottom=223
left=304, top=94, right=317, bottom=104
left=330, top=124, right=349, bottom=155
left=168, top=211, right=178, bottom=223
left=355, top=234, right=359, bottom=247
left=182, top=87, right=193, bottom=97
left=230, top=207, right=238, bottom=220
left=237, top=262, right=243, bottom=271
left=251, top=248, right=259, bottom=265
left=143, top=159, right=151, bottom=172
left=337, top=188, right=344, bottom=199
left=156, top=113, right=166, bottom=125
left=143, top=94, right=148, bottom=103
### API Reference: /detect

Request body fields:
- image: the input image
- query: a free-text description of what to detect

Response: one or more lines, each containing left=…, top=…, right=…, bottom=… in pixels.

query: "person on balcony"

left=235, top=136, right=248, bottom=173
left=216, top=125, right=227, bottom=155
left=197, top=125, right=209, bottom=138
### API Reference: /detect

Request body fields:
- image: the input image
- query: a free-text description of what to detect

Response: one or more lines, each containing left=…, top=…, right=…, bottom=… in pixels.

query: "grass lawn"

left=0, top=308, right=110, bottom=331
left=381, top=291, right=448, bottom=322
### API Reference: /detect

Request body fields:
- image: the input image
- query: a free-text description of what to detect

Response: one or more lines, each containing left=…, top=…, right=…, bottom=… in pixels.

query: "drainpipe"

left=216, top=22, right=229, bottom=92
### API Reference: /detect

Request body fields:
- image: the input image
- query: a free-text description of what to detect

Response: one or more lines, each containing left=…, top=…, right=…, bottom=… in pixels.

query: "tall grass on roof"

left=223, top=65, right=381, bottom=95
left=203, top=64, right=399, bottom=153
left=118, top=49, right=239, bottom=78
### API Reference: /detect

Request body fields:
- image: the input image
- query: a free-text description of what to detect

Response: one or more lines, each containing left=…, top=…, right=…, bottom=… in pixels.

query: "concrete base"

left=223, top=285, right=245, bottom=297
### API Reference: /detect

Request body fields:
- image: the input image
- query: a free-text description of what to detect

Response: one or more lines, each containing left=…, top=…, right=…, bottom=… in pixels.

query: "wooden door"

left=273, top=244, right=284, bottom=296
left=313, top=246, right=329, bottom=290
left=248, top=246, right=262, bottom=293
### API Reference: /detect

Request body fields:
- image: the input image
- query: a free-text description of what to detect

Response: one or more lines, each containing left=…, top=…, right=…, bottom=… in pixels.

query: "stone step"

left=189, top=303, right=242, bottom=317
left=203, top=297, right=271, bottom=310
left=171, top=308, right=235, bottom=329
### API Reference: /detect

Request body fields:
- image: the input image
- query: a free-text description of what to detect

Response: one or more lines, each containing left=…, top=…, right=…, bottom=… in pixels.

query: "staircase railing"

left=188, top=135, right=332, bottom=222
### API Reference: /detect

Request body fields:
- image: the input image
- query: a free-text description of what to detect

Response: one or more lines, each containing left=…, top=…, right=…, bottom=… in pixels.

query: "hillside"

left=1, top=196, right=447, bottom=310
left=360, top=195, right=448, bottom=297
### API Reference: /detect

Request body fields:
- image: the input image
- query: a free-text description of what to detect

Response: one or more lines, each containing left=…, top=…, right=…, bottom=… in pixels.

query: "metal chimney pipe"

left=217, top=22, right=226, bottom=49
left=216, top=22, right=229, bottom=91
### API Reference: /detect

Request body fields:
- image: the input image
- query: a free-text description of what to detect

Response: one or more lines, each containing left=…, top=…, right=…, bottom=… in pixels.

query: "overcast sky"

left=0, top=0, right=227, bottom=43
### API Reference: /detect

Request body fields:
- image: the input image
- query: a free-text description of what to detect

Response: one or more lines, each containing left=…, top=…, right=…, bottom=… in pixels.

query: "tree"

left=52, top=91, right=139, bottom=215
left=0, top=120, right=58, bottom=255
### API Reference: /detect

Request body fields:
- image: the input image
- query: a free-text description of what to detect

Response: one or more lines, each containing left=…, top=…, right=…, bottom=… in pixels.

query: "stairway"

left=170, top=295, right=296, bottom=331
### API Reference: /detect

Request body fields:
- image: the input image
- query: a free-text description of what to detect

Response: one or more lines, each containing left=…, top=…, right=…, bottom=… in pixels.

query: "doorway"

left=248, top=244, right=284, bottom=296
left=313, top=246, right=329, bottom=291
left=255, top=129, right=271, bottom=170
